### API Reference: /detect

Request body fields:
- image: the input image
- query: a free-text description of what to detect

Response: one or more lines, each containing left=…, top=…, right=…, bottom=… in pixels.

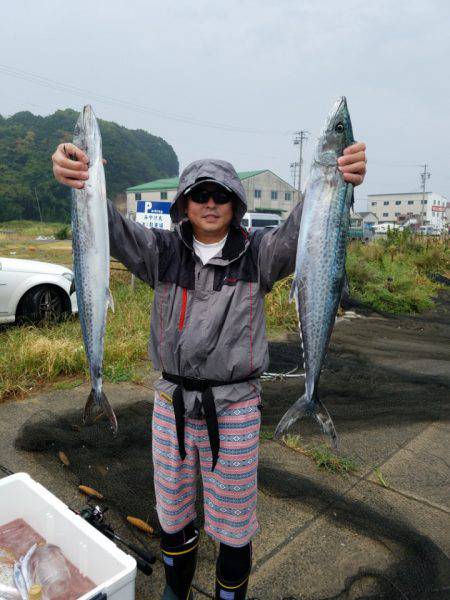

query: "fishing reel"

left=75, top=504, right=156, bottom=576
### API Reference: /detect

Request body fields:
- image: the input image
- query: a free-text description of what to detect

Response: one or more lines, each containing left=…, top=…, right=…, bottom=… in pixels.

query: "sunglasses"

left=189, top=188, right=232, bottom=205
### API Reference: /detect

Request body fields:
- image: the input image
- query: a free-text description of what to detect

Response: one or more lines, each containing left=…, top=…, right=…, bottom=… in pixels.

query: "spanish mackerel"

left=71, top=105, right=117, bottom=434
left=275, top=97, right=355, bottom=447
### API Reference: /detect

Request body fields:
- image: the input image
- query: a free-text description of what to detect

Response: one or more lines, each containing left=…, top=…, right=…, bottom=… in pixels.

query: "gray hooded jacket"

left=107, top=159, right=303, bottom=415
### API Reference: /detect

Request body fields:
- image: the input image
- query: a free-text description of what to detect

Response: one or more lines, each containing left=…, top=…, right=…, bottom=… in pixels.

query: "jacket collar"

left=176, top=220, right=250, bottom=264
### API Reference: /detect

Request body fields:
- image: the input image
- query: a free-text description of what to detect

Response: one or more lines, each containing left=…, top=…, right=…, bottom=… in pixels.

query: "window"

left=242, top=218, right=249, bottom=227
left=383, top=213, right=389, bottom=217
left=408, top=200, right=414, bottom=205
left=252, top=218, right=280, bottom=228
left=271, top=191, right=278, bottom=200
left=395, top=212, right=400, bottom=216
left=383, top=201, right=389, bottom=206
left=395, top=201, right=401, bottom=205
left=254, top=189, right=261, bottom=199
left=135, top=193, right=141, bottom=201
left=161, top=192, right=168, bottom=200
left=285, top=192, right=291, bottom=201
left=421, top=200, right=428, bottom=204
left=371, top=202, right=377, bottom=206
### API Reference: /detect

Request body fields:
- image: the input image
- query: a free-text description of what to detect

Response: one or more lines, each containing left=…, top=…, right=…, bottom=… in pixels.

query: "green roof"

left=127, top=177, right=180, bottom=192
left=126, top=170, right=267, bottom=193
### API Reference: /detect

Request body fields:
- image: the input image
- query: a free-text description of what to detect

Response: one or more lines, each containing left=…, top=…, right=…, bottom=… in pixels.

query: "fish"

left=71, top=105, right=117, bottom=435
left=275, top=97, right=355, bottom=447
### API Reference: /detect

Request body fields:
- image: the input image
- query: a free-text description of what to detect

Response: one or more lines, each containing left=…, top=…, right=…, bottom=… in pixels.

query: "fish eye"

left=335, top=122, right=344, bottom=133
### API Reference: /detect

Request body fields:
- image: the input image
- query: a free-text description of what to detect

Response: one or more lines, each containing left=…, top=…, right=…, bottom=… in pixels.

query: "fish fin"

left=348, top=186, right=355, bottom=211
left=274, top=393, right=312, bottom=438
left=311, top=392, right=338, bottom=450
left=107, top=288, right=115, bottom=313
left=289, top=278, right=297, bottom=304
left=289, top=278, right=301, bottom=317
left=83, top=389, right=118, bottom=436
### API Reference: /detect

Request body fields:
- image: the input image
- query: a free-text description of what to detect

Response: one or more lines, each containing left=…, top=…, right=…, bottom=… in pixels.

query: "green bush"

left=346, top=233, right=449, bottom=314
left=55, top=225, right=71, bottom=240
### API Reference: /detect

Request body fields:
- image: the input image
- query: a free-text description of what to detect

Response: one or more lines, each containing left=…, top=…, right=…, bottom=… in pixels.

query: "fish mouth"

left=327, top=96, right=347, bottom=130
left=82, top=105, right=94, bottom=129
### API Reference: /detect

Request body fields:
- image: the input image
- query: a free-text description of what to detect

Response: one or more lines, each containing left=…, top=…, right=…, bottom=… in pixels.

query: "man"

left=52, top=143, right=366, bottom=599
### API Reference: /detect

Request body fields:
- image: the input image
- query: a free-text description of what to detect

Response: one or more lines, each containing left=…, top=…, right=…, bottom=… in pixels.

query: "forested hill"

left=0, top=109, right=179, bottom=222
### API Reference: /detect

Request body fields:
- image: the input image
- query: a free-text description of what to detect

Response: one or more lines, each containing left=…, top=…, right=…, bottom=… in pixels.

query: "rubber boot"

left=161, top=528, right=198, bottom=600
left=215, top=542, right=252, bottom=600
left=215, top=570, right=250, bottom=600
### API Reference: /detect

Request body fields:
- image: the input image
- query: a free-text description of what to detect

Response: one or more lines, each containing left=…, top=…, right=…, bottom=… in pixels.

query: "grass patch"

left=1, top=223, right=448, bottom=402
left=0, top=220, right=67, bottom=237
left=264, top=277, right=298, bottom=335
left=53, top=378, right=84, bottom=390
left=282, top=434, right=359, bottom=475
left=259, top=427, right=275, bottom=441
left=347, top=231, right=449, bottom=314
left=0, top=278, right=152, bottom=401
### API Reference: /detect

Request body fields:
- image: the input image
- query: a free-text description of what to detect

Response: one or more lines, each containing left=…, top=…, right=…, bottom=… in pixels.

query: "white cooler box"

left=0, top=473, right=136, bottom=600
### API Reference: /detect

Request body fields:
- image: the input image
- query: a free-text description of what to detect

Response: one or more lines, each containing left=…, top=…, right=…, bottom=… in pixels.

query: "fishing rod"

left=74, top=504, right=156, bottom=576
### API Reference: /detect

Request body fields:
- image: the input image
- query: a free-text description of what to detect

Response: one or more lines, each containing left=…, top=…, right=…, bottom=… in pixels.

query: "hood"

left=170, top=159, right=247, bottom=225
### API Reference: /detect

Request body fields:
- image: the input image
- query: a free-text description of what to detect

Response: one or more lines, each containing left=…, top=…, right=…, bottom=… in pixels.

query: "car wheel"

left=17, top=285, right=65, bottom=325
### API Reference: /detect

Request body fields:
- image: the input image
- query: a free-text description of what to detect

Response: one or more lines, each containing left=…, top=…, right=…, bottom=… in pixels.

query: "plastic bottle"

left=28, top=584, right=42, bottom=599
left=30, top=545, right=70, bottom=598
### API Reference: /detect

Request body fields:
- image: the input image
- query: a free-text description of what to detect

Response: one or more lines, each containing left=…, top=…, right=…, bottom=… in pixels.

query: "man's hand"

left=338, top=142, right=366, bottom=186
left=52, top=143, right=107, bottom=189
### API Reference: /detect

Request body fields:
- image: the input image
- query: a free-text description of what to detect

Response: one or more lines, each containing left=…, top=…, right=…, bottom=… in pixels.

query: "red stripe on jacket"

left=178, top=288, right=188, bottom=331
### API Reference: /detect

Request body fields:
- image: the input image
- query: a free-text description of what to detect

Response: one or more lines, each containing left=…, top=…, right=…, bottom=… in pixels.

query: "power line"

left=0, top=62, right=290, bottom=136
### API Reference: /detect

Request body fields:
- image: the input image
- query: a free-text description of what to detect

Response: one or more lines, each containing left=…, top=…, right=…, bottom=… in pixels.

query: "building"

left=367, top=192, right=447, bottom=230
left=353, top=211, right=378, bottom=228
left=126, top=170, right=299, bottom=221
left=349, top=212, right=378, bottom=240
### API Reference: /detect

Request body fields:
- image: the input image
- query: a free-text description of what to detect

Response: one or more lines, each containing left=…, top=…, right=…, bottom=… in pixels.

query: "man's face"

left=185, top=183, right=234, bottom=241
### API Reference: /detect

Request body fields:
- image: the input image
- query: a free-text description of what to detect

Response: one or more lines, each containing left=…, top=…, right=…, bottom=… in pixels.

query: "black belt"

left=162, top=372, right=255, bottom=471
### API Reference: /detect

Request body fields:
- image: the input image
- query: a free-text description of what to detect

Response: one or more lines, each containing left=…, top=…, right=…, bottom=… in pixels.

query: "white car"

left=0, top=257, right=78, bottom=324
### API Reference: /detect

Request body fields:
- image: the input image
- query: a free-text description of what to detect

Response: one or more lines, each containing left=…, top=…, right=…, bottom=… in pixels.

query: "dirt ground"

left=0, top=288, right=449, bottom=599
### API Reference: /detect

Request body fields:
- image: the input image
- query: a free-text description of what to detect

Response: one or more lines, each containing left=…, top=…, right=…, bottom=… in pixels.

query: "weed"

left=281, top=435, right=359, bottom=475
left=374, top=467, right=389, bottom=488
left=55, top=225, right=71, bottom=240
left=264, top=277, right=298, bottom=334
left=259, top=428, right=275, bottom=441
left=53, top=379, right=84, bottom=390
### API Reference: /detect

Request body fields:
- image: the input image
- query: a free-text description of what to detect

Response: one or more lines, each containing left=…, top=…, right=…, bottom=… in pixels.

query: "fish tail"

left=274, top=393, right=313, bottom=438
left=311, top=392, right=338, bottom=450
left=275, top=390, right=338, bottom=449
left=83, top=388, right=118, bottom=436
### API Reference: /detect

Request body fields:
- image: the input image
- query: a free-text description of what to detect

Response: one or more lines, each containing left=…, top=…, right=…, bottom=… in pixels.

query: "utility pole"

left=420, top=164, right=431, bottom=225
left=290, top=161, right=299, bottom=189
left=293, top=131, right=309, bottom=195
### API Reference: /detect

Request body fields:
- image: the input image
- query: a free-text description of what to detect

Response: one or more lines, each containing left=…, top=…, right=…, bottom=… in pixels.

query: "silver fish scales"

left=275, top=97, right=355, bottom=447
left=71, top=105, right=117, bottom=434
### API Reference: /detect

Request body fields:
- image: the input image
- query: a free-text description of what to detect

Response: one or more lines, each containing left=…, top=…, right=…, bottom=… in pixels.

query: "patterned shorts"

left=152, top=392, right=261, bottom=547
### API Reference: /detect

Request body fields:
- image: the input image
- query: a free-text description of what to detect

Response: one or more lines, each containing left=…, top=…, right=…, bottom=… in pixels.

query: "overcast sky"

left=1, top=0, right=448, bottom=210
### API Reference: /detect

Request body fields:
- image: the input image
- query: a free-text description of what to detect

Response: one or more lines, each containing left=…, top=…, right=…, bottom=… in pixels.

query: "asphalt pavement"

left=0, top=290, right=449, bottom=599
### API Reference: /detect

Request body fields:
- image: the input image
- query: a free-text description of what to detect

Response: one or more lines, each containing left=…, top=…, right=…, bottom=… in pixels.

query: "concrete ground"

left=0, top=290, right=449, bottom=599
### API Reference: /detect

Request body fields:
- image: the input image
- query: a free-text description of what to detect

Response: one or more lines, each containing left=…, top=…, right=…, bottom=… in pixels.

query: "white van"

left=241, top=212, right=283, bottom=231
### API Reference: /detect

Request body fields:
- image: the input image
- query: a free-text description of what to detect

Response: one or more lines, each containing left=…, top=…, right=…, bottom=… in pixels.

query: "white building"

left=367, top=192, right=447, bottom=230
left=126, top=170, right=299, bottom=220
